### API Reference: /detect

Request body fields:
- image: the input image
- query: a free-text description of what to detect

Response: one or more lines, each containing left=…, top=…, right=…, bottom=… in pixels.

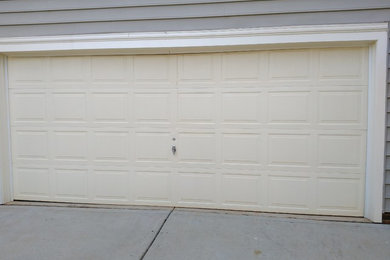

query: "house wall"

left=0, top=0, right=390, bottom=212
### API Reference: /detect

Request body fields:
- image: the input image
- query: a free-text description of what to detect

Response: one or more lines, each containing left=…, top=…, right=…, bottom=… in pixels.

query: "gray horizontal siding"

left=0, top=0, right=389, bottom=14
left=0, top=0, right=390, bottom=214
left=0, top=9, right=390, bottom=37
left=0, top=0, right=246, bottom=12
left=6, top=2, right=390, bottom=26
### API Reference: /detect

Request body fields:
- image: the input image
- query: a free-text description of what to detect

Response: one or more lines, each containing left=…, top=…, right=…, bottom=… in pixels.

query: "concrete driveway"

left=0, top=204, right=389, bottom=260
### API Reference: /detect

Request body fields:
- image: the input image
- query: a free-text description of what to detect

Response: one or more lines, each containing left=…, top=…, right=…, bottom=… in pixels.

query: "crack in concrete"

left=140, top=207, right=175, bottom=260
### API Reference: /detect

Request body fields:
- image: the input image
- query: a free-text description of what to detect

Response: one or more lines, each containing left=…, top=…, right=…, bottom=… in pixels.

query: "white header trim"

left=0, top=23, right=387, bottom=53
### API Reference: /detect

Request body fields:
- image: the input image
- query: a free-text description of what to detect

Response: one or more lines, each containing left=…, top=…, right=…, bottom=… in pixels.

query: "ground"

left=0, top=204, right=389, bottom=260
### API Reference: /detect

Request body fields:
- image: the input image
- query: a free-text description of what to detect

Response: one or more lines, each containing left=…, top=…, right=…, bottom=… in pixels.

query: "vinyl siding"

left=0, top=0, right=390, bottom=212
left=0, top=0, right=389, bottom=36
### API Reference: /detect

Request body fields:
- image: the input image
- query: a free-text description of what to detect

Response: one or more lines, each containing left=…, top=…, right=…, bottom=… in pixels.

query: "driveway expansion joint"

left=140, top=207, right=175, bottom=260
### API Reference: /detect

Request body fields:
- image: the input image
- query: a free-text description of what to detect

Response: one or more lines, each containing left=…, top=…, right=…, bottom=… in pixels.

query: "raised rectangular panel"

left=52, top=93, right=86, bottom=122
left=177, top=93, right=215, bottom=123
left=319, top=91, right=362, bottom=124
left=222, top=52, right=259, bottom=80
left=134, top=93, right=170, bottom=123
left=317, top=178, right=361, bottom=211
left=135, top=132, right=170, bottom=162
left=55, top=169, right=88, bottom=198
left=93, top=132, right=129, bottom=162
left=91, top=56, right=127, bottom=81
left=178, top=54, right=214, bottom=81
left=135, top=171, right=170, bottom=202
left=222, top=134, right=261, bottom=164
left=8, top=58, right=46, bottom=82
left=268, top=92, right=310, bottom=123
left=269, top=50, right=310, bottom=80
left=50, top=57, right=87, bottom=81
left=92, top=93, right=128, bottom=122
left=53, top=131, right=88, bottom=161
left=222, top=175, right=261, bottom=205
left=177, top=132, right=216, bottom=163
left=11, top=92, right=46, bottom=122
left=222, top=92, right=261, bottom=123
left=94, top=170, right=128, bottom=200
left=177, top=172, right=216, bottom=203
left=319, top=48, right=365, bottom=80
left=134, top=55, right=171, bottom=81
left=13, top=131, right=48, bottom=160
left=269, top=176, right=310, bottom=208
left=268, top=134, right=310, bottom=166
left=318, top=135, right=362, bottom=168
left=16, top=168, right=50, bottom=196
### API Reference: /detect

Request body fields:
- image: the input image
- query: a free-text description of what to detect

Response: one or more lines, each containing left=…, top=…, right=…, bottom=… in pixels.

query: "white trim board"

left=0, top=23, right=387, bottom=54
left=0, top=23, right=387, bottom=222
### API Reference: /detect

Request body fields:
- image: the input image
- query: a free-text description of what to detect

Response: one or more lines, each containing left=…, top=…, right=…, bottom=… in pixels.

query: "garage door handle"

left=172, top=145, right=177, bottom=155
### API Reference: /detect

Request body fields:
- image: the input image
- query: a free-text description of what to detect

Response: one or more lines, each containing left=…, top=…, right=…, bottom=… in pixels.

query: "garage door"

left=8, top=47, right=368, bottom=216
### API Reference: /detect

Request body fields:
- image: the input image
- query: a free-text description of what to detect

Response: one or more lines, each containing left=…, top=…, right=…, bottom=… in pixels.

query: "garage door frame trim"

left=0, top=22, right=387, bottom=222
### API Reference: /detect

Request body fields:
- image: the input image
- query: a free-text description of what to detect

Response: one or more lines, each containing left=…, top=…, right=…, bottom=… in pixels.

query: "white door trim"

left=0, top=56, right=11, bottom=204
left=0, top=23, right=387, bottom=222
left=0, top=23, right=387, bottom=53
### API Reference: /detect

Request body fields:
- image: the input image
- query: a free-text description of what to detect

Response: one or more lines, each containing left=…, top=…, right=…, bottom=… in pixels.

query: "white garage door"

left=8, top=47, right=368, bottom=216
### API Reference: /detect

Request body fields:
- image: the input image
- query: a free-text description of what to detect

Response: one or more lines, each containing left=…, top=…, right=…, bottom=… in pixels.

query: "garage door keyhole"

left=172, top=138, right=176, bottom=155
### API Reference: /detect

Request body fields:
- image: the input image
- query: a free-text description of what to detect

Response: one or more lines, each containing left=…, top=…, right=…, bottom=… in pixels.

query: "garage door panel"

left=9, top=57, right=48, bottom=84
left=52, top=131, right=88, bottom=161
left=318, top=134, right=364, bottom=169
left=268, top=134, right=312, bottom=167
left=92, top=131, right=129, bottom=163
left=135, top=132, right=171, bottom=163
left=91, top=92, right=129, bottom=123
left=9, top=47, right=368, bottom=216
left=12, top=130, right=49, bottom=161
left=268, top=91, right=312, bottom=124
left=14, top=167, right=50, bottom=198
left=268, top=176, right=312, bottom=210
left=134, top=92, right=172, bottom=123
left=55, top=168, right=88, bottom=200
left=178, top=54, right=216, bottom=82
left=176, top=171, right=217, bottom=205
left=93, top=170, right=129, bottom=202
left=222, top=52, right=261, bottom=81
left=269, top=50, right=312, bottom=81
left=91, top=56, right=128, bottom=82
left=10, top=91, right=47, bottom=123
left=177, top=132, right=216, bottom=164
left=221, top=174, right=263, bottom=207
left=318, top=90, right=366, bottom=127
left=135, top=170, right=171, bottom=203
left=317, top=177, right=363, bottom=213
left=134, top=55, right=175, bottom=83
left=49, top=57, right=89, bottom=82
left=51, top=92, right=87, bottom=122
left=318, top=48, right=368, bottom=83
left=221, top=92, right=263, bottom=124
left=177, top=92, right=216, bottom=123
left=222, top=133, right=262, bottom=165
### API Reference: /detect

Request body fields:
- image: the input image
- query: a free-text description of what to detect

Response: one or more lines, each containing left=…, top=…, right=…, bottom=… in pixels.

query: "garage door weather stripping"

left=0, top=23, right=387, bottom=223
